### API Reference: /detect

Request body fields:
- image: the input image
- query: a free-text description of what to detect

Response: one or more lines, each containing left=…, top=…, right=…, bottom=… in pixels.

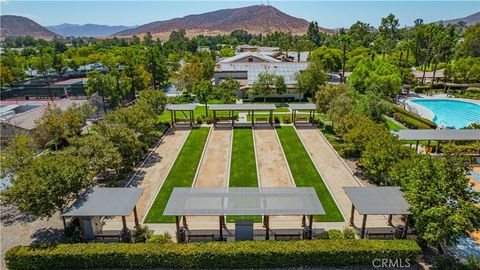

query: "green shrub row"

left=413, top=85, right=431, bottom=93
left=317, top=228, right=355, bottom=239
left=466, top=87, right=480, bottom=94
left=393, top=113, right=432, bottom=129
left=6, top=240, right=421, bottom=269
left=394, top=108, right=437, bottom=128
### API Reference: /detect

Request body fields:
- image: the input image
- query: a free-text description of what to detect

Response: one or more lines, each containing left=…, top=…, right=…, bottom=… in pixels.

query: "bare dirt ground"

left=104, top=128, right=191, bottom=229
left=188, top=127, right=232, bottom=227
left=1, top=205, right=65, bottom=268
left=254, top=127, right=293, bottom=188
left=295, top=127, right=388, bottom=228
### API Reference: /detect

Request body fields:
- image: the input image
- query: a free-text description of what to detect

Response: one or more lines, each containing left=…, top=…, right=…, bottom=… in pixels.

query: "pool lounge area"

left=408, top=99, right=480, bottom=129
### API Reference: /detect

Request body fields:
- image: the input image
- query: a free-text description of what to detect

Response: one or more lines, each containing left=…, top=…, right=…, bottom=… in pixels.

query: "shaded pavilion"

left=63, top=188, right=144, bottom=242
left=166, top=104, right=197, bottom=127
left=209, top=104, right=277, bottom=126
left=343, top=187, right=410, bottom=239
left=163, top=187, right=325, bottom=242
left=393, top=129, right=480, bottom=153
left=288, top=103, right=317, bottom=126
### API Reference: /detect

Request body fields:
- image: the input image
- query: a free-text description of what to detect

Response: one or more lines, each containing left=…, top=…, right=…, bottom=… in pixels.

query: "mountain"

left=436, top=11, right=480, bottom=26
left=0, top=15, right=60, bottom=39
left=47, top=23, right=135, bottom=37
left=114, top=5, right=332, bottom=39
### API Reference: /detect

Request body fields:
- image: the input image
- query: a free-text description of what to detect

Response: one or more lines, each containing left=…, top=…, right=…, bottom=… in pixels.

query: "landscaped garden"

left=144, top=127, right=210, bottom=223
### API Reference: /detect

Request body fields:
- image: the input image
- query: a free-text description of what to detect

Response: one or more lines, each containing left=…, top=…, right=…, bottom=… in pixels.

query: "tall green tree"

left=390, top=153, right=480, bottom=248
left=295, top=61, right=327, bottom=96
left=2, top=152, right=93, bottom=218
left=145, top=46, right=168, bottom=89
left=194, top=80, right=215, bottom=117
left=0, top=135, right=37, bottom=177
left=32, top=105, right=82, bottom=149
left=173, top=55, right=203, bottom=95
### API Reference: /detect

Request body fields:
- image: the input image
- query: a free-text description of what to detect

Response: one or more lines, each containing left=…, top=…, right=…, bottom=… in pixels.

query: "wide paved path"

left=295, top=127, right=387, bottom=228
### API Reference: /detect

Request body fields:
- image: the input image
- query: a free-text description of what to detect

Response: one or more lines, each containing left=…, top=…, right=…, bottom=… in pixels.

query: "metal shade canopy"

left=343, top=187, right=410, bottom=215
left=163, top=187, right=326, bottom=216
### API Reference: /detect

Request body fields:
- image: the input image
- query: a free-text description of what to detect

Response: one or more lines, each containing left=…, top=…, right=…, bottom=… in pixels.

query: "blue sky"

left=1, top=1, right=479, bottom=28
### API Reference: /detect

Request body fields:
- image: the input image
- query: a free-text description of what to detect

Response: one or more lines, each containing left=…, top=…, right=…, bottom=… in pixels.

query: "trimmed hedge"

left=6, top=240, right=421, bottom=269
left=394, top=108, right=437, bottom=129
left=393, top=113, right=432, bottom=129
left=413, top=85, right=431, bottom=93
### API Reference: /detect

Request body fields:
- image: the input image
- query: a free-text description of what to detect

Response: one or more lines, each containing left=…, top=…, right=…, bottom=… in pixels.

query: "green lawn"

left=275, top=126, right=344, bottom=222
left=228, top=127, right=261, bottom=222
left=144, top=127, right=210, bottom=223
left=384, top=118, right=405, bottom=131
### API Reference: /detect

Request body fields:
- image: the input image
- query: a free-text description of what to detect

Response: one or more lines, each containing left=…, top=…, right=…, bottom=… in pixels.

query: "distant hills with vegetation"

left=0, top=6, right=479, bottom=39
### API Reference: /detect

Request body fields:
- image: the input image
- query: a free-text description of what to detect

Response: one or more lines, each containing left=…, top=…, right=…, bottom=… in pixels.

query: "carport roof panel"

left=288, top=103, right=317, bottom=110
left=392, top=129, right=480, bottom=141
left=166, top=104, right=197, bottom=111
left=63, top=188, right=144, bottom=217
left=163, top=187, right=325, bottom=216
left=343, top=187, right=410, bottom=215
left=209, top=104, right=277, bottom=111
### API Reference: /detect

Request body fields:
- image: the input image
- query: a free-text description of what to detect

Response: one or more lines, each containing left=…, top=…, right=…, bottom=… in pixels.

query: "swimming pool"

left=410, top=99, right=480, bottom=129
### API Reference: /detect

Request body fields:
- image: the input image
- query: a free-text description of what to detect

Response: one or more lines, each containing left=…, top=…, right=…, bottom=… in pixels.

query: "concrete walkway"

left=295, top=127, right=388, bottom=228
left=104, top=128, right=191, bottom=230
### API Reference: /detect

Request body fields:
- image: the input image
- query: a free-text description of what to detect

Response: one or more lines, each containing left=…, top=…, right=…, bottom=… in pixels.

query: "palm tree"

left=340, top=33, right=351, bottom=83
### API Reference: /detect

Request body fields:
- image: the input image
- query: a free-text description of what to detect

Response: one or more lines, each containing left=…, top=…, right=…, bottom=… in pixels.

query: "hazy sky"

left=1, top=1, right=479, bottom=28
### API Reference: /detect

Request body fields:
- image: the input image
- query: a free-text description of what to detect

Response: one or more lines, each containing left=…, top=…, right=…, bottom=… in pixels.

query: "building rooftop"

left=0, top=99, right=89, bottom=131
left=63, top=188, right=144, bottom=217
left=164, top=187, right=326, bottom=216
left=219, top=52, right=281, bottom=63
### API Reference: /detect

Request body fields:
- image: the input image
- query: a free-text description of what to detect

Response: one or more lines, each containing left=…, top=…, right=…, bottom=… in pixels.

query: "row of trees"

left=1, top=90, right=169, bottom=218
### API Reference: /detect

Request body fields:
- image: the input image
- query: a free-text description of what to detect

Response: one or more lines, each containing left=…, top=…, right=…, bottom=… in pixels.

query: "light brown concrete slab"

left=194, top=128, right=232, bottom=188
left=295, top=127, right=387, bottom=228
left=254, top=127, right=293, bottom=188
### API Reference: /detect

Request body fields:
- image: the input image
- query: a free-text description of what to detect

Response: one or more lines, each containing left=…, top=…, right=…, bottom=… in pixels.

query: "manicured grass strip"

left=144, top=127, right=210, bottom=223
left=275, top=126, right=344, bottom=222
left=384, top=118, right=405, bottom=131
left=228, top=127, right=261, bottom=222
left=229, top=128, right=257, bottom=187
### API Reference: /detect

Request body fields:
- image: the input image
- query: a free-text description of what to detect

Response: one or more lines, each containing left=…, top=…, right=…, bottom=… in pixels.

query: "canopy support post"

left=415, top=141, right=419, bottom=152
left=213, top=110, right=217, bottom=127
left=133, top=206, right=139, bottom=227
left=182, top=215, right=188, bottom=228
left=264, top=215, right=270, bottom=240
left=269, top=110, right=273, bottom=125
left=175, top=216, right=181, bottom=243
left=302, top=215, right=306, bottom=227
left=251, top=110, right=255, bottom=126
left=349, top=204, right=355, bottom=226
left=387, top=214, right=393, bottom=226
left=402, top=215, right=410, bottom=239
left=219, top=216, right=224, bottom=241
left=361, top=215, right=368, bottom=239
left=308, top=215, right=314, bottom=239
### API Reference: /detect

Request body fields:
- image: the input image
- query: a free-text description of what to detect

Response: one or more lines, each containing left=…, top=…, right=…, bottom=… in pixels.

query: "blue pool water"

left=411, top=99, right=480, bottom=129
